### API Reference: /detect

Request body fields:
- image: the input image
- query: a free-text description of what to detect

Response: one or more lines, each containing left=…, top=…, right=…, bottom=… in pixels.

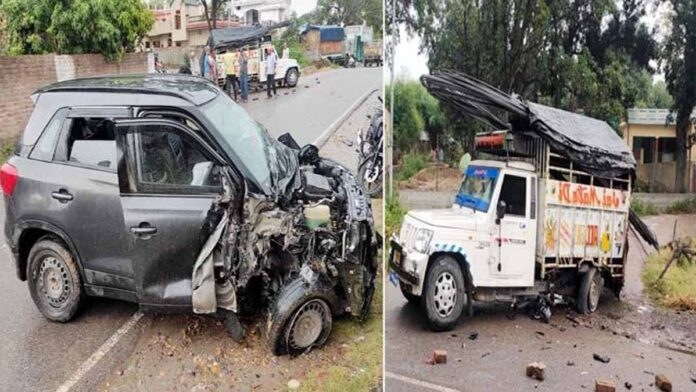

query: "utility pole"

left=389, top=0, right=395, bottom=201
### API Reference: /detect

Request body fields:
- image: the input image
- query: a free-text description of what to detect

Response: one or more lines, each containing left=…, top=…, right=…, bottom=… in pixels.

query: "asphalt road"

left=0, top=66, right=380, bottom=392
left=241, top=67, right=382, bottom=145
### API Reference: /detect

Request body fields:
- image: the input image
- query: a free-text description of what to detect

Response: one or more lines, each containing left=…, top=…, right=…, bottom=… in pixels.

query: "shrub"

left=397, top=152, right=428, bottom=181
left=631, top=198, right=660, bottom=216
left=665, top=198, right=696, bottom=214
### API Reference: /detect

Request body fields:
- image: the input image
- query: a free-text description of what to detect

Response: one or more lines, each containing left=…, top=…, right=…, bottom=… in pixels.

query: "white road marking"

left=55, top=311, right=144, bottom=392
left=385, top=371, right=463, bottom=392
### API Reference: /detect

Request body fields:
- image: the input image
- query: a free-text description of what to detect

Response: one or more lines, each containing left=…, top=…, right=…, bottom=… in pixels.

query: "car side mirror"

left=495, top=201, right=506, bottom=224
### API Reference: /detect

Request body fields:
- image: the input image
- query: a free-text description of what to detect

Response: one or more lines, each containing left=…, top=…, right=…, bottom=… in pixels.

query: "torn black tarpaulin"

left=421, top=70, right=636, bottom=179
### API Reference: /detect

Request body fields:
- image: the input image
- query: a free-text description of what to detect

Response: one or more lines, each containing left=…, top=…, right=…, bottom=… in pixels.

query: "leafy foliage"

left=0, top=0, right=153, bottom=61
left=315, top=0, right=383, bottom=36
left=390, top=0, right=661, bottom=155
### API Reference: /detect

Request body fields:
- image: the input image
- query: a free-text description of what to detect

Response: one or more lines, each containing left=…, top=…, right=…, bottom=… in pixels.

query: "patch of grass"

left=396, top=152, right=428, bottom=181
left=642, top=245, right=696, bottom=311
left=385, top=195, right=407, bottom=241
left=0, top=141, right=15, bottom=164
left=664, top=197, right=696, bottom=214
left=300, top=269, right=383, bottom=392
left=631, top=198, right=661, bottom=216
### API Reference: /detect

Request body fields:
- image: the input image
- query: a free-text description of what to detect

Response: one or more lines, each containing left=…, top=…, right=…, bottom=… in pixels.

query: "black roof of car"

left=34, top=74, right=220, bottom=106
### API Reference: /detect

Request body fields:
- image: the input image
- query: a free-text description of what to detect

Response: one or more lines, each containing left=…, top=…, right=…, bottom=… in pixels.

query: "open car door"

left=113, top=118, right=226, bottom=309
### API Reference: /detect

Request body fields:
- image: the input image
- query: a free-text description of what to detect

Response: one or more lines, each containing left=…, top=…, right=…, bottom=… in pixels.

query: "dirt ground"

left=398, top=165, right=461, bottom=192
left=586, top=213, right=696, bottom=355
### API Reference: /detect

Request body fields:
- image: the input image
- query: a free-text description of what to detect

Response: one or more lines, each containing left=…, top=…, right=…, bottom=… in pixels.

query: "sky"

left=388, top=1, right=670, bottom=82
left=290, top=0, right=318, bottom=16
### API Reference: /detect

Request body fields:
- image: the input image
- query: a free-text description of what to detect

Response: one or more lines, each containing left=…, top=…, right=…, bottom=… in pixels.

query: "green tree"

left=663, top=0, right=696, bottom=192
left=386, top=81, right=425, bottom=151
left=1, top=0, right=153, bottom=61
left=316, top=0, right=364, bottom=26
left=199, top=0, right=229, bottom=30
left=635, top=81, right=674, bottom=109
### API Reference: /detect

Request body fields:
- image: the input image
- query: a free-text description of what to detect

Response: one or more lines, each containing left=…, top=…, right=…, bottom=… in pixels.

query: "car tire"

left=27, top=237, right=83, bottom=322
left=399, top=282, right=420, bottom=305
left=422, top=255, right=466, bottom=331
left=285, top=68, right=299, bottom=87
left=267, top=278, right=333, bottom=355
left=577, top=267, right=603, bottom=314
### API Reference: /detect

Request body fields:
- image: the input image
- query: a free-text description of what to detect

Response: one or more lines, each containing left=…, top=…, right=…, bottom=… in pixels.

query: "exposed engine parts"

left=192, top=138, right=378, bottom=355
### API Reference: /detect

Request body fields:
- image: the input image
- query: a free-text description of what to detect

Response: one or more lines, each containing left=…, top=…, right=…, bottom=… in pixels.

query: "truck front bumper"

left=388, top=237, right=429, bottom=296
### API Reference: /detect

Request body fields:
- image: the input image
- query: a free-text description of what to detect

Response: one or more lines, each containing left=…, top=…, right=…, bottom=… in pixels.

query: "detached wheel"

left=27, top=238, right=83, bottom=322
left=422, top=256, right=465, bottom=331
left=267, top=278, right=334, bottom=355
left=285, top=68, right=299, bottom=87
left=577, top=267, right=604, bottom=314
left=399, top=282, right=420, bottom=305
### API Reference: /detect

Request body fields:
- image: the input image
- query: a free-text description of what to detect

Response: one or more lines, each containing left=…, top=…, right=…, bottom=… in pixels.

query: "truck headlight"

left=413, top=228, right=433, bottom=253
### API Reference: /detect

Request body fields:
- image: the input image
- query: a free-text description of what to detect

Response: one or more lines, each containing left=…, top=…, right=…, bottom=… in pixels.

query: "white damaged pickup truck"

left=389, top=71, right=658, bottom=331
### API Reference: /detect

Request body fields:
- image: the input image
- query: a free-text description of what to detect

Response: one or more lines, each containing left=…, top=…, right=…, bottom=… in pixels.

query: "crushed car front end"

left=191, top=106, right=378, bottom=354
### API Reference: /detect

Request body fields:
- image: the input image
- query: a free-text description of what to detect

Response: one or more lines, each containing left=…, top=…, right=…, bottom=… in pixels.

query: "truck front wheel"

left=422, top=256, right=466, bottom=331
left=577, top=267, right=604, bottom=314
left=285, top=68, right=299, bottom=87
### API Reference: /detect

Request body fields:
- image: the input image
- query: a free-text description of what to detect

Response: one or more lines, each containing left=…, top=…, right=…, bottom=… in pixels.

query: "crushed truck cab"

left=390, top=71, right=649, bottom=331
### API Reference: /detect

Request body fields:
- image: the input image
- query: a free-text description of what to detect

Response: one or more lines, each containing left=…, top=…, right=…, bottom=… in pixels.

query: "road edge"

left=314, top=85, right=379, bottom=148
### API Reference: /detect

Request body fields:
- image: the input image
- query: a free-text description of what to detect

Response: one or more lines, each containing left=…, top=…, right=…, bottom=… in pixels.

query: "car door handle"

left=51, top=189, right=73, bottom=202
left=130, top=224, right=157, bottom=236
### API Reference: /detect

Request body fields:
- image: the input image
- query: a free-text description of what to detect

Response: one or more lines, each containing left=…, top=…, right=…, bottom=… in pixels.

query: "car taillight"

left=1, top=163, right=18, bottom=196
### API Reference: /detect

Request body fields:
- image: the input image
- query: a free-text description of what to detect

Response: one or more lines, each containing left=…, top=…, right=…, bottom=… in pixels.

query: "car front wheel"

left=422, top=255, right=466, bottom=331
left=267, top=278, right=334, bottom=355
left=27, top=237, right=83, bottom=322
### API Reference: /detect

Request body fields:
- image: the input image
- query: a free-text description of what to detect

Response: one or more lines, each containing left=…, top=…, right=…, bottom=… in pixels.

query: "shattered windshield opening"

left=455, top=166, right=499, bottom=212
left=201, top=93, right=272, bottom=192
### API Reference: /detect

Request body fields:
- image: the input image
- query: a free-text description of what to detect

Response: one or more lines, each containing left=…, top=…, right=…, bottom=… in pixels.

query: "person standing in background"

left=282, top=42, right=290, bottom=59
left=190, top=51, right=201, bottom=76
left=222, top=50, right=238, bottom=100
left=265, top=47, right=277, bottom=98
left=202, top=46, right=211, bottom=79
left=239, top=48, right=249, bottom=103
left=208, top=49, right=218, bottom=82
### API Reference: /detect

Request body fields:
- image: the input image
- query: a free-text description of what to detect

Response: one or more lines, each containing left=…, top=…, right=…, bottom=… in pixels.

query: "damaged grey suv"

left=2, top=74, right=378, bottom=355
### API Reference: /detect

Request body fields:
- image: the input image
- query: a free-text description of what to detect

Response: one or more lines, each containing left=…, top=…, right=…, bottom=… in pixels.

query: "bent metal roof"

left=34, top=74, right=220, bottom=106
left=421, top=70, right=636, bottom=178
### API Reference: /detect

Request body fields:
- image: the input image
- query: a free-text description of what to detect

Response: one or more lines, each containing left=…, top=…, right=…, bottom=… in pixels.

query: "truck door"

left=493, top=173, right=536, bottom=286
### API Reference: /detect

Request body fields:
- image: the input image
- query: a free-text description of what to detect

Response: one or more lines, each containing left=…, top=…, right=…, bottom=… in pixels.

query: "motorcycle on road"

left=357, top=102, right=383, bottom=197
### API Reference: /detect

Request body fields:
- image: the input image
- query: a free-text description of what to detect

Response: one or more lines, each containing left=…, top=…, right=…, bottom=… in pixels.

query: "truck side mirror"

left=495, top=201, right=506, bottom=224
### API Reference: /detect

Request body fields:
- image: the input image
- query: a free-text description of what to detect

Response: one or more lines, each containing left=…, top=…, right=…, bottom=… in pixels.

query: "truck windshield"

left=455, top=166, right=500, bottom=212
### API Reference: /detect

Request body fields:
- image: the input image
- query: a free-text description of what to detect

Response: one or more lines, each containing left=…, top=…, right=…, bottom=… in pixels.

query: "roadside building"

left=142, top=0, right=240, bottom=50
left=229, top=0, right=291, bottom=26
left=621, top=108, right=696, bottom=192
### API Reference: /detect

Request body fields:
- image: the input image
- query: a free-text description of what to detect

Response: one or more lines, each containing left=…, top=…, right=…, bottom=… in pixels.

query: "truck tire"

left=577, top=267, right=604, bottom=314
left=399, top=282, right=420, bottom=305
left=267, top=278, right=334, bottom=355
left=422, top=255, right=466, bottom=331
left=285, top=68, right=299, bottom=88
left=27, top=237, right=83, bottom=322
